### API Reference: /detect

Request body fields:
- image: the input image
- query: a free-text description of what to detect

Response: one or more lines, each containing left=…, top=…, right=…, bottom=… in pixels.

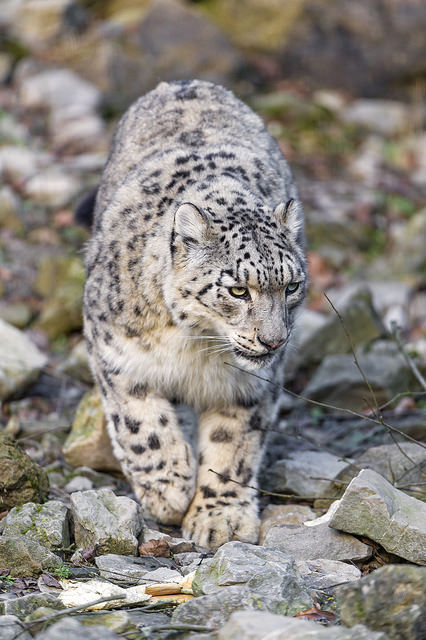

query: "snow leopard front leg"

left=96, top=366, right=196, bottom=524
left=182, top=404, right=267, bottom=548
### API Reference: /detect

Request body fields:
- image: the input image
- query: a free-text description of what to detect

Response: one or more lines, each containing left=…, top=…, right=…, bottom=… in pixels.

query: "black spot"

left=198, top=452, right=204, bottom=465
left=111, top=414, right=120, bottom=430
left=157, top=460, right=166, bottom=470
left=131, top=444, right=145, bottom=455
left=148, top=433, right=161, bottom=450
left=128, top=382, right=148, bottom=398
left=159, top=414, right=169, bottom=426
left=221, top=490, right=237, bottom=498
left=124, top=416, right=141, bottom=434
left=210, top=427, right=233, bottom=443
left=143, top=465, right=153, bottom=473
left=201, top=486, right=217, bottom=499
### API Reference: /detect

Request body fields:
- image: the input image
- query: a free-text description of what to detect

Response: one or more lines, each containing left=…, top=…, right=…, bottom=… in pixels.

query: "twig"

left=208, top=468, right=335, bottom=501
left=225, top=362, right=426, bottom=450
left=138, top=624, right=214, bottom=634
left=391, top=321, right=426, bottom=390
left=378, top=390, right=426, bottom=411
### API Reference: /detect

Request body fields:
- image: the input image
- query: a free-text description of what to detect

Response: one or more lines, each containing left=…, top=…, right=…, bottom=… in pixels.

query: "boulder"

left=192, top=541, right=312, bottom=615
left=329, top=469, right=426, bottom=565
left=24, top=169, right=80, bottom=208
left=2, top=500, right=69, bottom=553
left=0, top=435, right=49, bottom=511
left=341, top=99, right=412, bottom=136
left=263, top=522, right=371, bottom=562
left=0, top=536, right=62, bottom=577
left=34, top=618, right=122, bottom=640
left=70, top=488, right=144, bottom=556
left=63, top=389, right=120, bottom=472
left=0, top=615, right=32, bottom=640
left=0, top=319, right=47, bottom=400
left=259, top=504, right=316, bottom=544
left=296, top=558, right=361, bottom=591
left=0, top=145, right=52, bottom=180
left=95, top=553, right=177, bottom=581
left=172, top=584, right=255, bottom=628
left=336, top=564, right=426, bottom=639
left=3, top=592, right=64, bottom=618
left=218, top=610, right=387, bottom=640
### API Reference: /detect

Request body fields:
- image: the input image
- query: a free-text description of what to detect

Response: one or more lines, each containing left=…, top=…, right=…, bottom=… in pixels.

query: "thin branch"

left=208, top=468, right=335, bottom=501
left=391, top=322, right=426, bottom=390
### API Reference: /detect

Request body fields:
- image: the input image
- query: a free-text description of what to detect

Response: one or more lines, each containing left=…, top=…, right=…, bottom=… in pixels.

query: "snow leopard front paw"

left=181, top=492, right=260, bottom=549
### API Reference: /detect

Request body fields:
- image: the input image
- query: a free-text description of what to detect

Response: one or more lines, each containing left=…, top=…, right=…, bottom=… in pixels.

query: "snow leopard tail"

left=75, top=186, right=98, bottom=227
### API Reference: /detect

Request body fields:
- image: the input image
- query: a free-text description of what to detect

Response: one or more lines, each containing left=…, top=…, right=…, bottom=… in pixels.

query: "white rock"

left=296, top=558, right=361, bottom=590
left=19, top=68, right=100, bottom=113
left=59, top=578, right=150, bottom=610
left=342, top=99, right=411, bottom=136
left=0, top=319, right=47, bottom=400
left=0, top=146, right=52, bottom=180
left=64, top=476, right=94, bottom=493
left=24, top=168, right=79, bottom=207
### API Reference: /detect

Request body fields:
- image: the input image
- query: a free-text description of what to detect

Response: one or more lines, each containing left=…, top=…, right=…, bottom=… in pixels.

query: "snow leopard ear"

left=273, top=199, right=303, bottom=237
left=174, top=203, right=211, bottom=245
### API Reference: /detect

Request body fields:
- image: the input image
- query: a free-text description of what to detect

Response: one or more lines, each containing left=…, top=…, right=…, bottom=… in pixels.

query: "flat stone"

left=172, top=584, right=253, bottom=628
left=329, top=468, right=426, bottom=564
left=296, top=558, right=361, bottom=591
left=0, top=535, right=62, bottom=577
left=142, top=527, right=197, bottom=554
left=192, top=541, right=312, bottom=616
left=0, top=319, right=47, bottom=400
left=4, top=592, right=63, bottom=618
left=34, top=617, right=122, bottom=639
left=267, top=451, right=350, bottom=499
left=0, top=435, right=49, bottom=511
left=71, top=488, right=144, bottom=556
left=263, top=522, right=371, bottom=562
left=0, top=615, right=32, bottom=640
left=336, top=564, right=426, bottom=639
left=218, top=610, right=387, bottom=640
left=64, top=476, right=94, bottom=493
left=24, top=168, right=80, bottom=208
left=2, top=500, right=69, bottom=552
left=63, top=389, right=120, bottom=472
left=260, top=505, right=316, bottom=544
left=95, top=553, right=174, bottom=582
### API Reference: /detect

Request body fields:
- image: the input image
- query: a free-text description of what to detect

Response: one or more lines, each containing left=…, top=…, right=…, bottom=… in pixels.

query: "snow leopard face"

left=165, top=197, right=307, bottom=371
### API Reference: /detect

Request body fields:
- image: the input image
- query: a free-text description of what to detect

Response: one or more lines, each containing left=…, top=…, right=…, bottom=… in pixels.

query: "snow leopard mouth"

left=233, top=347, right=274, bottom=366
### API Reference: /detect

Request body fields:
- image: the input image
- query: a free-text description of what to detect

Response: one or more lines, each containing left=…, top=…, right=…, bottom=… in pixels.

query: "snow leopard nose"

left=257, top=336, right=286, bottom=352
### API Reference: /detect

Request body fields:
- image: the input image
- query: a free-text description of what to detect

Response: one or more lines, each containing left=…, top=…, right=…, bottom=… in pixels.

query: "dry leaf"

left=145, top=583, right=182, bottom=596
left=150, top=593, right=194, bottom=604
left=139, top=538, right=170, bottom=557
left=41, top=574, right=62, bottom=589
left=295, top=607, right=336, bottom=622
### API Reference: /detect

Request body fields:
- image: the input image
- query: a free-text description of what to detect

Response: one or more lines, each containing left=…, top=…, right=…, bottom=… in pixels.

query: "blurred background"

left=0, top=1, right=425, bottom=479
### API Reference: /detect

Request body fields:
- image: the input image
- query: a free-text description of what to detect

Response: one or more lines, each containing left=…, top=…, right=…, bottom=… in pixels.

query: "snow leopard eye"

left=286, top=282, right=300, bottom=294
left=229, top=286, right=249, bottom=299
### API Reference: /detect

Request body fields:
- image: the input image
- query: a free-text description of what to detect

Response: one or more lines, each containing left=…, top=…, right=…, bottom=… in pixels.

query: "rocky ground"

left=0, top=1, right=426, bottom=639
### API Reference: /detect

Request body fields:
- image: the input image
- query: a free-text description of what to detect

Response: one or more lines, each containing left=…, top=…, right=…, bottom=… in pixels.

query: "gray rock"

left=0, top=615, right=32, bottom=640
left=2, top=500, right=69, bottom=552
left=0, top=145, right=52, bottom=180
left=263, top=522, right=371, bottom=562
left=342, top=99, right=411, bottom=136
left=329, top=468, right=426, bottom=565
left=71, top=488, right=144, bottom=556
left=0, top=435, right=49, bottom=511
left=336, top=564, right=426, bottom=639
left=260, top=505, right=316, bottom=544
left=218, top=610, right=387, bottom=640
left=0, top=319, right=47, bottom=400
left=192, top=542, right=312, bottom=616
left=174, top=551, right=205, bottom=575
left=18, top=68, right=100, bottom=114
left=172, top=584, right=254, bottom=628
left=94, top=553, right=170, bottom=582
left=24, top=168, right=80, bottom=207
left=64, top=476, right=94, bottom=493
left=390, top=209, right=426, bottom=280
left=267, top=451, right=350, bottom=499
left=34, top=617, right=122, bottom=639
left=336, top=443, right=426, bottom=501
left=4, top=592, right=63, bottom=618
left=302, top=342, right=411, bottom=410
left=296, top=558, right=361, bottom=591
left=0, top=535, right=62, bottom=577
left=142, top=526, right=197, bottom=553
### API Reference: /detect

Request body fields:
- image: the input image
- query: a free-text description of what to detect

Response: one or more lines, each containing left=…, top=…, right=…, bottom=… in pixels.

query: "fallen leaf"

left=41, top=574, right=62, bottom=589
left=139, top=539, right=170, bottom=557
left=295, top=607, right=336, bottom=622
left=0, top=511, right=9, bottom=521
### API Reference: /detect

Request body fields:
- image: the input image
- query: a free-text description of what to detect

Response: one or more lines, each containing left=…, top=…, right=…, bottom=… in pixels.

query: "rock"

left=302, top=341, right=412, bottom=410
left=0, top=435, right=49, bottom=511
left=64, top=476, right=94, bottom=493
left=217, top=610, right=387, bottom=640
left=337, top=564, right=426, bottom=639
left=174, top=551, right=205, bottom=575
left=34, top=617, right=122, bottom=640
left=296, top=558, right=361, bottom=591
left=50, top=110, right=105, bottom=153
left=341, top=99, right=411, bottom=136
left=259, top=504, right=316, bottom=544
left=278, top=0, right=426, bottom=98
left=63, top=389, right=120, bottom=472
left=58, top=340, right=92, bottom=382
left=0, top=535, right=62, bottom=577
left=266, top=451, right=350, bottom=499
left=0, top=186, right=24, bottom=234
left=192, top=542, right=312, bottom=615
left=336, top=443, right=426, bottom=502
left=9, top=0, right=73, bottom=49
left=18, top=68, right=100, bottom=114
left=0, top=319, right=47, bottom=400
left=4, top=592, right=63, bottom=618
left=390, top=209, right=426, bottom=280
left=329, top=468, right=426, bottom=565
left=172, top=584, right=253, bottom=628
left=95, top=553, right=177, bottom=582
left=286, top=288, right=384, bottom=376
left=73, top=610, right=133, bottom=634
left=70, top=488, right=144, bottom=556
left=33, top=255, right=85, bottom=339
left=142, top=526, right=197, bottom=554
left=0, top=615, right=32, bottom=640
left=0, top=145, right=52, bottom=180
left=2, top=500, right=70, bottom=553
left=0, top=303, right=32, bottom=329
left=263, top=522, right=371, bottom=562
left=24, top=168, right=80, bottom=208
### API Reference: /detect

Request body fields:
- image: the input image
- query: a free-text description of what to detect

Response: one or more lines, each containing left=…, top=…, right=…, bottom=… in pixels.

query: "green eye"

left=286, top=282, right=300, bottom=294
left=230, top=286, right=249, bottom=298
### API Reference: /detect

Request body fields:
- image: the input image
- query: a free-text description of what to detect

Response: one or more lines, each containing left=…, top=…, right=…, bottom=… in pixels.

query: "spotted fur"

left=83, top=80, right=306, bottom=548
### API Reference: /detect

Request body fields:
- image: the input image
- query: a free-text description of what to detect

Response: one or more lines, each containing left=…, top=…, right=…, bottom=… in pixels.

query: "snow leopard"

left=83, top=79, right=306, bottom=549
